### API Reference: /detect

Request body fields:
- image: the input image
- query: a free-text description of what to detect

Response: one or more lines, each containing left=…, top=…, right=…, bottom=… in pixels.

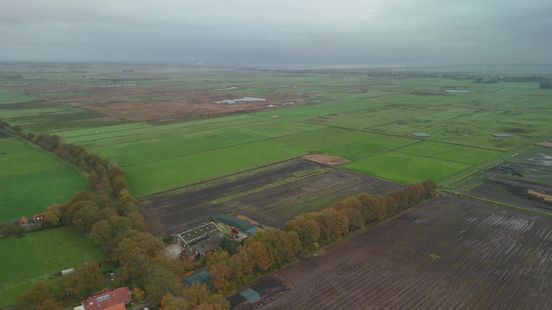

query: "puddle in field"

left=445, top=89, right=474, bottom=93
left=216, top=97, right=266, bottom=104
left=214, top=86, right=237, bottom=91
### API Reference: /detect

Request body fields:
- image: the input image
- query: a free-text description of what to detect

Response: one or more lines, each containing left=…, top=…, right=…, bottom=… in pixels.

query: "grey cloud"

left=0, top=0, right=550, bottom=65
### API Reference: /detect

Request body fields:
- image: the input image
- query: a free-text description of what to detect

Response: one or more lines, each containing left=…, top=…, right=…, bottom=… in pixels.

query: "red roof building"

left=82, top=287, right=131, bottom=310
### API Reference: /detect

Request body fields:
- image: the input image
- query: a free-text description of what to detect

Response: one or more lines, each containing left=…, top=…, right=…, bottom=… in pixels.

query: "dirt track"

left=259, top=195, right=552, bottom=309
left=140, top=159, right=400, bottom=236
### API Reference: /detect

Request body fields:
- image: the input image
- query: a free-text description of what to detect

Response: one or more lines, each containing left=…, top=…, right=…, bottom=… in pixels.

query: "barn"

left=174, top=222, right=224, bottom=257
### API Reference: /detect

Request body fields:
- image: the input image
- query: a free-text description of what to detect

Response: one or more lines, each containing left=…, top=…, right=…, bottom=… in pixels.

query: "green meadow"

left=0, top=136, right=85, bottom=221
left=0, top=227, right=104, bottom=307
left=1, top=71, right=551, bottom=197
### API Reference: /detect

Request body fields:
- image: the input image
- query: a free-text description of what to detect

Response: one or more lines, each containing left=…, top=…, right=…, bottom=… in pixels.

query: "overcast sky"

left=0, top=0, right=551, bottom=66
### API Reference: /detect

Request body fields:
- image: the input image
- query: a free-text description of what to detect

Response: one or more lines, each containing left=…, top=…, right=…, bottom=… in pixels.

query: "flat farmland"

left=345, top=151, right=472, bottom=184
left=260, top=195, right=552, bottom=310
left=56, top=117, right=413, bottom=196
left=140, top=158, right=400, bottom=235
left=0, top=135, right=85, bottom=221
left=2, top=73, right=550, bottom=195
left=460, top=145, right=552, bottom=213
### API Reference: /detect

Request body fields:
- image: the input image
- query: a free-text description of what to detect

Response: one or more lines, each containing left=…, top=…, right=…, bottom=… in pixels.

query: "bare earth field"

left=140, top=158, right=400, bottom=236
left=8, top=85, right=307, bottom=122
left=258, top=195, right=552, bottom=310
left=463, top=146, right=552, bottom=213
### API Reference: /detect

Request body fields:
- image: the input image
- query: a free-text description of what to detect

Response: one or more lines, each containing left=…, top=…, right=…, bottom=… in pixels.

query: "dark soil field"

left=463, top=146, right=552, bottom=213
left=469, top=180, right=552, bottom=212
left=140, top=158, right=400, bottom=236
left=257, top=195, right=552, bottom=310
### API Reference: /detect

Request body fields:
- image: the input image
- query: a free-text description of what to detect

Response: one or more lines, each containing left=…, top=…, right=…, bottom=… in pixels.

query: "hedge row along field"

left=197, top=181, right=437, bottom=296
left=1, top=120, right=436, bottom=309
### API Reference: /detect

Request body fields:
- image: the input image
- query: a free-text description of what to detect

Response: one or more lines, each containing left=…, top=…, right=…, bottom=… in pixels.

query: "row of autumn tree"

left=1, top=120, right=436, bottom=309
left=0, top=120, right=229, bottom=310
left=201, top=181, right=437, bottom=295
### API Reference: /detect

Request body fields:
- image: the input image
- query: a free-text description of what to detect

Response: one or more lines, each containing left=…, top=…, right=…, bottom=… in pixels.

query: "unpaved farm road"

left=259, top=195, right=552, bottom=310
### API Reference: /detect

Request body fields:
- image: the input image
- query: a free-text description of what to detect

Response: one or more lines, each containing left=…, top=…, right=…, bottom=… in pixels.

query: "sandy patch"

left=303, top=154, right=350, bottom=165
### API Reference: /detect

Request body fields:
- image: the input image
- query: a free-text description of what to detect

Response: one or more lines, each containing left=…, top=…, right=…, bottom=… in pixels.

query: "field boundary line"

left=138, top=156, right=304, bottom=198
left=303, top=119, right=513, bottom=153
left=60, top=116, right=266, bottom=144
left=342, top=140, right=422, bottom=163
left=443, top=191, right=552, bottom=218
left=0, top=128, right=88, bottom=180
left=210, top=168, right=327, bottom=204
left=441, top=130, right=552, bottom=188
left=335, top=165, right=404, bottom=187
left=117, top=123, right=324, bottom=169
left=392, top=150, right=478, bottom=166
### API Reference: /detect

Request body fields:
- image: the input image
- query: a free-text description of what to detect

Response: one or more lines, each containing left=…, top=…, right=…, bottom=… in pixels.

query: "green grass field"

left=0, top=89, right=33, bottom=105
left=0, top=227, right=104, bottom=307
left=0, top=136, right=85, bottom=221
left=2, top=72, right=552, bottom=195
left=1, top=67, right=552, bottom=309
left=395, top=141, right=502, bottom=165
left=345, top=151, right=472, bottom=184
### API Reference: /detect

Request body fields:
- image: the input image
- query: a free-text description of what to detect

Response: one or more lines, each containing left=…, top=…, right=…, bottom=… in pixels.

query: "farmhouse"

left=80, top=287, right=131, bottom=310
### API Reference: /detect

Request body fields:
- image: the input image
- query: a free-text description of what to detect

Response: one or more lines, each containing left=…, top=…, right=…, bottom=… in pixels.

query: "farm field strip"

left=5, top=75, right=552, bottom=196
left=0, top=88, right=34, bottom=105
left=345, top=151, right=473, bottom=184
left=0, top=134, right=85, bottom=221
left=140, top=158, right=401, bottom=234
left=392, top=141, right=503, bottom=165
left=260, top=195, right=552, bottom=309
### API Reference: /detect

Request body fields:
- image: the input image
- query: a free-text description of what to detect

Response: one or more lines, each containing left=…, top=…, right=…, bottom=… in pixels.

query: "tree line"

left=2, top=120, right=436, bottom=309
left=202, top=181, right=437, bottom=295
left=1, top=120, right=228, bottom=309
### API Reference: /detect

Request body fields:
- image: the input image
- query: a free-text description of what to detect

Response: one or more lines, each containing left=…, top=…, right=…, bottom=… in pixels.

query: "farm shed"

left=187, top=234, right=222, bottom=256
left=174, top=222, right=222, bottom=247
left=240, top=288, right=261, bottom=303
left=184, top=270, right=212, bottom=286
left=215, top=215, right=257, bottom=235
left=81, top=287, right=131, bottom=310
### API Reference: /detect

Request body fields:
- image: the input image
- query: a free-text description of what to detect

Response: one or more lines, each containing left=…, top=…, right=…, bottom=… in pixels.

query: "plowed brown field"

left=259, top=196, right=552, bottom=310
